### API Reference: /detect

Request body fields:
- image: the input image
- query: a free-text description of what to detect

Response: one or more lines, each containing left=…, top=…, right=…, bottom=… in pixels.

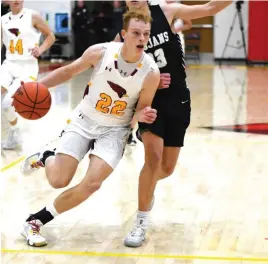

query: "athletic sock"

left=26, top=203, right=59, bottom=225
left=137, top=210, right=149, bottom=229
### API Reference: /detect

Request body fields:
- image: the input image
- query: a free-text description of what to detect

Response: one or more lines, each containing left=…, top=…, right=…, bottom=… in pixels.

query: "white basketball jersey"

left=1, top=8, right=41, bottom=61
left=77, top=42, right=158, bottom=126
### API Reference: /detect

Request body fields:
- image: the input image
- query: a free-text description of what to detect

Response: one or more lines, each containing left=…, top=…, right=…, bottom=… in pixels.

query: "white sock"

left=137, top=210, right=149, bottom=229
left=46, top=202, right=59, bottom=217
left=44, top=155, right=55, bottom=166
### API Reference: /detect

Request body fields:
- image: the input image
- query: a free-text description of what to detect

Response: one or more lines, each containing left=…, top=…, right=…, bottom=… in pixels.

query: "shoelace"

left=130, top=226, right=145, bottom=237
left=28, top=220, right=41, bottom=235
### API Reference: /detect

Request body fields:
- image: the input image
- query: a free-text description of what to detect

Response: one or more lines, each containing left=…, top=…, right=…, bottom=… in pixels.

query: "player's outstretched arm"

left=32, top=12, right=55, bottom=57
left=39, top=44, right=106, bottom=89
left=132, top=67, right=160, bottom=124
left=163, top=0, right=232, bottom=21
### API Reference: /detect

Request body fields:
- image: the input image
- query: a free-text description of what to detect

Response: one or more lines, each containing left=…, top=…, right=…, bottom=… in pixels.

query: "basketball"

left=13, top=82, right=52, bottom=120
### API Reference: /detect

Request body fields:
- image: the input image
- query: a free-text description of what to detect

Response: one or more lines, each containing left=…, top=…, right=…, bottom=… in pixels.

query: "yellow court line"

left=0, top=156, right=25, bottom=173
left=1, top=249, right=268, bottom=262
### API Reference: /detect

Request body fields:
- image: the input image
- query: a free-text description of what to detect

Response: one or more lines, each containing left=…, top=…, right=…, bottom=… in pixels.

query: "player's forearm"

left=39, top=66, right=73, bottom=89
left=206, top=0, right=232, bottom=15
left=39, top=32, right=55, bottom=54
left=131, top=110, right=141, bottom=125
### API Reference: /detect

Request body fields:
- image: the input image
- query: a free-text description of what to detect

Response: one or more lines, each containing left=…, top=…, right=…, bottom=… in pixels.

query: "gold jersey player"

left=19, top=10, right=160, bottom=247
left=1, top=0, right=55, bottom=150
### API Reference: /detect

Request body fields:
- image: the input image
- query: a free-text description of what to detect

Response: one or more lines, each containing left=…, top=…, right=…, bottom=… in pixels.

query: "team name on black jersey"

left=144, top=31, right=169, bottom=51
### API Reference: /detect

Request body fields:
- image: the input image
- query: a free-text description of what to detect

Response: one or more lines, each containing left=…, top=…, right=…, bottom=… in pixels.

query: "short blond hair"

left=123, top=8, right=152, bottom=31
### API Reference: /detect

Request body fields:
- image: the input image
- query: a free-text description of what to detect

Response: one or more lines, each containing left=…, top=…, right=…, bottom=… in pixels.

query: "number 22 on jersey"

left=95, top=93, right=127, bottom=116
left=9, top=39, right=23, bottom=55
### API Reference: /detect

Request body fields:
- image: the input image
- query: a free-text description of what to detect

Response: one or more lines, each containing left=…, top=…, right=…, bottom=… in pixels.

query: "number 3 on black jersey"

left=148, top=48, right=167, bottom=68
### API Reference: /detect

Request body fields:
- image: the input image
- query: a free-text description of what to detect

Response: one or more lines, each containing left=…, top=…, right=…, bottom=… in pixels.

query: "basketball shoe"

left=20, top=218, right=47, bottom=247
left=124, top=195, right=155, bottom=247
left=3, top=126, right=21, bottom=150
left=20, top=149, right=55, bottom=176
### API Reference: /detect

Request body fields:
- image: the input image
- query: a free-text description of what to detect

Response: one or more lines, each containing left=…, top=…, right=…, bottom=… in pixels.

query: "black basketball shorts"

left=137, top=100, right=191, bottom=147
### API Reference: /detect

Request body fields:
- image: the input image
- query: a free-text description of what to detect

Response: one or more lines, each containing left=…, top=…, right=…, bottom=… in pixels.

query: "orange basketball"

left=13, top=82, right=52, bottom=120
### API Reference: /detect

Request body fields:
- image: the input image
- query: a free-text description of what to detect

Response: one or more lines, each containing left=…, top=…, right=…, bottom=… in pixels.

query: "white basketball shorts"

left=0, top=59, right=38, bottom=92
left=56, top=109, right=131, bottom=169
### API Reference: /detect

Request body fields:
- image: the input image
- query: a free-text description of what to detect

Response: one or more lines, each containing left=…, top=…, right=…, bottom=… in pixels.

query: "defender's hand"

left=137, top=106, right=157, bottom=124
left=158, top=73, right=171, bottom=89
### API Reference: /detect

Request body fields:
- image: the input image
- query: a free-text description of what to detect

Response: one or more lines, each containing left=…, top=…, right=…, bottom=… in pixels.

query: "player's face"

left=9, top=0, right=24, bottom=11
left=126, top=0, right=148, bottom=9
left=123, top=18, right=151, bottom=54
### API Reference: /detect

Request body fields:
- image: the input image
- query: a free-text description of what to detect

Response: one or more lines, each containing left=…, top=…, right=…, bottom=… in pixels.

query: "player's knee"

left=48, top=170, right=73, bottom=189
left=48, top=154, right=77, bottom=189
left=161, top=164, right=175, bottom=178
left=49, top=177, right=70, bottom=189
left=80, top=179, right=102, bottom=196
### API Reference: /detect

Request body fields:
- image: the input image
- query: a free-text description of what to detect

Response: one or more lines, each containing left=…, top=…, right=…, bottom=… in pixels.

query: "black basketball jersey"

left=119, top=4, right=190, bottom=109
left=145, top=5, right=186, bottom=78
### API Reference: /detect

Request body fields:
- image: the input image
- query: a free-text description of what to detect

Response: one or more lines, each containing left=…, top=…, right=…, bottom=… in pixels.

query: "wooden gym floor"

left=1, top=63, right=268, bottom=264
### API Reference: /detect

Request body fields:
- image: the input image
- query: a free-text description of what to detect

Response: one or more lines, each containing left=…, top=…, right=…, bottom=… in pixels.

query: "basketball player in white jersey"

left=1, top=0, right=55, bottom=150
left=18, top=9, right=160, bottom=247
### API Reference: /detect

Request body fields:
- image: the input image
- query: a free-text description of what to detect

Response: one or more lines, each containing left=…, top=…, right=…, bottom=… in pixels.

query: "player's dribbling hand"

left=138, top=106, right=157, bottom=124
left=158, top=73, right=171, bottom=89
left=30, top=47, right=42, bottom=58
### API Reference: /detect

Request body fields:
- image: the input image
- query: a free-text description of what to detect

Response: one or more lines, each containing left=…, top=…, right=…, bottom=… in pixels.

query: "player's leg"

left=47, top=125, right=129, bottom=214
left=21, top=123, right=129, bottom=247
left=158, top=100, right=191, bottom=180
left=0, top=60, right=19, bottom=149
left=158, top=147, right=181, bottom=180
left=2, top=60, right=39, bottom=149
left=21, top=129, right=89, bottom=184
left=124, top=116, right=164, bottom=247
left=20, top=130, right=92, bottom=246
left=21, top=154, right=113, bottom=247
left=124, top=102, right=191, bottom=247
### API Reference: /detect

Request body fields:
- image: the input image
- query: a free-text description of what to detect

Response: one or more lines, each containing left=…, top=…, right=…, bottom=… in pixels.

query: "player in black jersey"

left=115, top=0, right=232, bottom=247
